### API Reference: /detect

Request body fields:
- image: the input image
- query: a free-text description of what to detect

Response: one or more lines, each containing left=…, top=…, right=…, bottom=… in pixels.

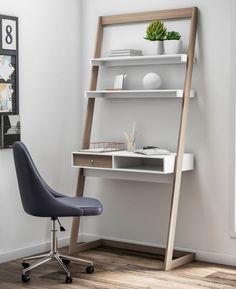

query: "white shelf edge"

left=85, top=89, right=195, bottom=99
left=72, top=151, right=191, bottom=158
left=72, top=165, right=193, bottom=175
left=72, top=165, right=166, bottom=174
left=84, top=168, right=174, bottom=183
left=90, top=54, right=188, bottom=67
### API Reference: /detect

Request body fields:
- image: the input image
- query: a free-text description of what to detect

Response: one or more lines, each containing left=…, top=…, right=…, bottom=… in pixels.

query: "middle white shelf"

left=91, top=54, right=188, bottom=67
left=85, top=89, right=196, bottom=99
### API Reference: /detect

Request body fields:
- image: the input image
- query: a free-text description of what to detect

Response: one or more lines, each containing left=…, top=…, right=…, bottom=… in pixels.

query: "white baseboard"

left=0, top=236, right=70, bottom=264
left=81, top=233, right=236, bottom=267
left=1, top=233, right=236, bottom=268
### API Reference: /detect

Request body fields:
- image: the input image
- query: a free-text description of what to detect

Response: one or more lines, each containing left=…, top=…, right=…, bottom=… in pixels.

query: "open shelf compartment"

left=114, top=155, right=165, bottom=173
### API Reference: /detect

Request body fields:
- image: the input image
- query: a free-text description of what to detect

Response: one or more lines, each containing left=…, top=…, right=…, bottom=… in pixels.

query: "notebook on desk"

left=134, top=147, right=170, bottom=155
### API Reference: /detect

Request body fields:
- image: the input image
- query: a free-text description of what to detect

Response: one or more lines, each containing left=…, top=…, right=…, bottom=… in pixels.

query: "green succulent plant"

left=165, top=31, right=181, bottom=40
left=144, top=20, right=167, bottom=41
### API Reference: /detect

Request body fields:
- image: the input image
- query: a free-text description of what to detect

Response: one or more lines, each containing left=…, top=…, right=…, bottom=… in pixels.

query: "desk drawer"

left=73, top=154, right=112, bottom=168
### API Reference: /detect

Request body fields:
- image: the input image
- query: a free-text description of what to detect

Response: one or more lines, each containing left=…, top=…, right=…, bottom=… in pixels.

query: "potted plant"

left=144, top=20, right=167, bottom=55
left=164, top=31, right=182, bottom=54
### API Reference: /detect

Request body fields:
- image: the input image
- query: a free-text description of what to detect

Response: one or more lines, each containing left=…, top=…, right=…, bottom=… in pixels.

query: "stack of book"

left=109, top=49, right=142, bottom=57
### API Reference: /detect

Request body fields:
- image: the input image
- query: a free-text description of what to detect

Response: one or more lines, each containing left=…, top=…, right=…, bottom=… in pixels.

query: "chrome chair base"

left=21, top=219, right=94, bottom=283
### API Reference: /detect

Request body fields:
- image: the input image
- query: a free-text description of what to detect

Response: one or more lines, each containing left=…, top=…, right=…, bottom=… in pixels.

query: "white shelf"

left=91, top=54, right=188, bottom=67
left=85, top=89, right=195, bottom=99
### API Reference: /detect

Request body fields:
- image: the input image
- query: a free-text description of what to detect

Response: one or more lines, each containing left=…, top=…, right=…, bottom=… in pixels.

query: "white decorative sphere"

left=143, top=73, right=161, bottom=90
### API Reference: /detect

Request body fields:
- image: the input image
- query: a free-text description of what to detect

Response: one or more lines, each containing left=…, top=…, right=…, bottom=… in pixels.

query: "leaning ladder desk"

left=69, top=7, right=198, bottom=271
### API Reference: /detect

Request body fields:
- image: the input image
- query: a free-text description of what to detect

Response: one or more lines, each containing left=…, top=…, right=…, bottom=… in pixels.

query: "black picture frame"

left=0, top=114, right=20, bottom=149
left=0, top=14, right=18, bottom=116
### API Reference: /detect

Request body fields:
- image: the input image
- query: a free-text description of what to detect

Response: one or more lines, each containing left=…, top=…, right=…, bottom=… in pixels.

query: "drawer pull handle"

left=90, top=159, right=94, bottom=165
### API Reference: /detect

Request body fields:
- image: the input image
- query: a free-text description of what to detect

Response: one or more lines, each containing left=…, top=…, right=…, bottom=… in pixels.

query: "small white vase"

left=146, top=40, right=164, bottom=55
left=164, top=40, right=182, bottom=54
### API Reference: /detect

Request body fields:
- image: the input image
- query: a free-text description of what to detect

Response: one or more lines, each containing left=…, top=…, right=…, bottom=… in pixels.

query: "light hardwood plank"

left=1, top=246, right=236, bottom=289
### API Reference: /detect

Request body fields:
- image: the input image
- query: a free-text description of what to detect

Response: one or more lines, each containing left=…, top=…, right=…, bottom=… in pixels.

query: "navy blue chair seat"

left=13, top=142, right=103, bottom=217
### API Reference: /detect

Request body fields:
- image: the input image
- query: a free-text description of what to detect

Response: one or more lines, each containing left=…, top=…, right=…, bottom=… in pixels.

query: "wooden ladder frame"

left=69, top=7, right=198, bottom=271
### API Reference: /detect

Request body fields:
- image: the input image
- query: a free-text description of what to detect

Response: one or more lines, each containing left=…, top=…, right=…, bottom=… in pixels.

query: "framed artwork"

left=0, top=114, right=20, bottom=149
left=0, top=55, right=15, bottom=81
left=2, top=19, right=17, bottom=50
left=0, top=14, right=19, bottom=149
left=0, top=83, right=13, bottom=112
left=0, top=14, right=18, bottom=116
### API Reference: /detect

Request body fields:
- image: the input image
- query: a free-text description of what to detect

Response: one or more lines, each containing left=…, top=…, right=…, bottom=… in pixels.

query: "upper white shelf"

left=91, top=54, right=188, bottom=67
left=85, top=89, right=195, bottom=99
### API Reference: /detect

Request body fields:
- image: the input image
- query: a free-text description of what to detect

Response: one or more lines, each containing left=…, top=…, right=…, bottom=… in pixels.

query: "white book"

left=134, top=148, right=170, bottom=155
left=109, top=55, right=142, bottom=57
left=109, top=52, right=143, bottom=57
left=110, top=49, right=142, bottom=52
left=110, top=49, right=142, bottom=54
left=110, top=52, right=142, bottom=55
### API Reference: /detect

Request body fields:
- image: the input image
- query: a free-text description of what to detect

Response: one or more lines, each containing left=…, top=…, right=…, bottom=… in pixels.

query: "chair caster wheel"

left=86, top=265, right=94, bottom=274
left=65, top=276, right=72, bottom=283
left=22, top=274, right=30, bottom=282
left=22, top=262, right=30, bottom=269
left=62, top=259, right=71, bottom=265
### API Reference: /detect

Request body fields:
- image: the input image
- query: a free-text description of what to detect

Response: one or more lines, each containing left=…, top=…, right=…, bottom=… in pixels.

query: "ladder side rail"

left=164, top=7, right=198, bottom=270
left=69, top=17, right=103, bottom=254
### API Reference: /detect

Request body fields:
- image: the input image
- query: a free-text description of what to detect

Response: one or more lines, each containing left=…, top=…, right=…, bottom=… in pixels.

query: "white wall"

left=79, top=0, right=236, bottom=265
left=0, top=0, right=236, bottom=267
left=0, top=0, right=81, bottom=262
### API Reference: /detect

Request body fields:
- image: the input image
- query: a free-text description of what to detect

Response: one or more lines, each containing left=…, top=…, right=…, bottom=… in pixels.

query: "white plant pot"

left=156, top=41, right=164, bottom=55
left=164, top=40, right=182, bottom=54
left=146, top=40, right=164, bottom=55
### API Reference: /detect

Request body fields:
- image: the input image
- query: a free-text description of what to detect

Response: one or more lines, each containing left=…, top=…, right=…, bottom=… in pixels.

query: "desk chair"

left=13, top=142, right=103, bottom=284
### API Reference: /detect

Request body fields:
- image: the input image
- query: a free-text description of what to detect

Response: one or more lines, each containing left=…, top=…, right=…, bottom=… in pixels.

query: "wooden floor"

left=0, top=246, right=236, bottom=289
